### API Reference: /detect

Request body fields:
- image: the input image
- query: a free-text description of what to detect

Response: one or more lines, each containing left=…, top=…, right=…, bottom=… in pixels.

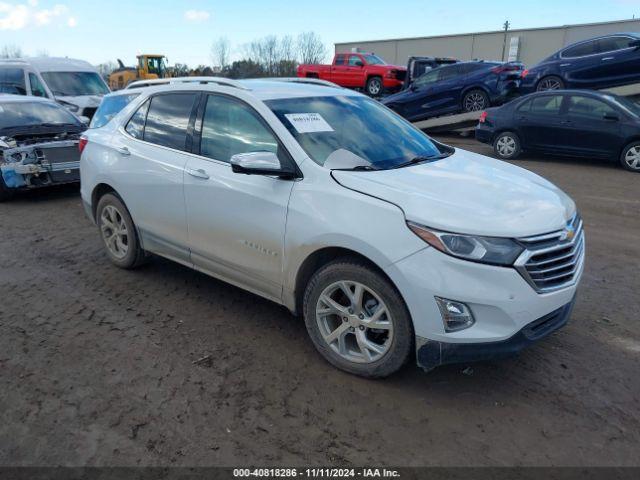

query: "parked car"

left=81, top=79, right=583, bottom=377
left=297, top=52, right=406, bottom=96
left=0, top=57, right=110, bottom=119
left=402, top=56, right=459, bottom=89
left=382, top=61, right=524, bottom=122
left=476, top=90, right=640, bottom=172
left=520, top=33, right=640, bottom=93
left=0, top=95, right=87, bottom=201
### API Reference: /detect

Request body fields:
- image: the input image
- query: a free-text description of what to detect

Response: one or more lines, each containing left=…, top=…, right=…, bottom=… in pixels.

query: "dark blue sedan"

left=475, top=90, right=640, bottom=172
left=520, top=33, right=640, bottom=93
left=382, top=61, right=523, bottom=122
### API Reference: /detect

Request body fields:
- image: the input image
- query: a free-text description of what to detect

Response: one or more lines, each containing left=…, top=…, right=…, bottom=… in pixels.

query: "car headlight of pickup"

left=407, top=221, right=524, bottom=266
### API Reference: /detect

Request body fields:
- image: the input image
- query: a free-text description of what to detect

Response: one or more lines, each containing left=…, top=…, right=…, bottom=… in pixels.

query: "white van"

left=0, top=57, right=110, bottom=119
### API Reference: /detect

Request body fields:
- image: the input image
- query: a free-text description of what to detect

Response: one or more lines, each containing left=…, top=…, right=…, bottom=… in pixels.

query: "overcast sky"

left=1, top=0, right=639, bottom=66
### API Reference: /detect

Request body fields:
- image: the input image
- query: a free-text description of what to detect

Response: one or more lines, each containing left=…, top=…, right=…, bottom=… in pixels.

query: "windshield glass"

left=613, top=96, right=640, bottom=117
left=0, top=101, right=80, bottom=129
left=90, top=93, right=140, bottom=128
left=266, top=95, right=441, bottom=169
left=363, top=54, right=386, bottom=65
left=41, top=71, right=109, bottom=96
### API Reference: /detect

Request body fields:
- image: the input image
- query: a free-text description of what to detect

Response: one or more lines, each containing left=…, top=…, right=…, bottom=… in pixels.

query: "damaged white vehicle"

left=0, top=96, right=87, bottom=201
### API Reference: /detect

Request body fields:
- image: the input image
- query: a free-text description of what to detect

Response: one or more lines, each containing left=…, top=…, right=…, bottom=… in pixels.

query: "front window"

left=567, top=96, right=617, bottom=120
left=266, top=95, right=442, bottom=170
left=146, top=57, right=166, bottom=75
left=41, top=71, right=109, bottom=96
left=29, top=73, right=48, bottom=98
left=363, top=54, right=385, bottom=65
left=0, top=101, right=81, bottom=130
left=0, top=68, right=26, bottom=95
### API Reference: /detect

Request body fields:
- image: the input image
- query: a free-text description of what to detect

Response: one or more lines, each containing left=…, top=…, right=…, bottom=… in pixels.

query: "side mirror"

left=230, top=151, right=296, bottom=178
left=603, top=112, right=620, bottom=121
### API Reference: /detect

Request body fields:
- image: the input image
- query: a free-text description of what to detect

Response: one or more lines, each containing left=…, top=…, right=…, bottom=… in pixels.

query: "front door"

left=184, top=94, right=295, bottom=302
left=555, top=95, right=623, bottom=158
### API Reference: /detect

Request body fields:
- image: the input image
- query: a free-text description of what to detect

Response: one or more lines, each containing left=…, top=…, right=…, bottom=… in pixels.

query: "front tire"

left=620, top=141, right=640, bottom=172
left=303, top=258, right=413, bottom=378
left=365, top=76, right=383, bottom=97
left=463, top=89, right=489, bottom=112
left=536, top=75, right=565, bottom=91
left=96, top=193, right=146, bottom=269
left=493, top=131, right=522, bottom=160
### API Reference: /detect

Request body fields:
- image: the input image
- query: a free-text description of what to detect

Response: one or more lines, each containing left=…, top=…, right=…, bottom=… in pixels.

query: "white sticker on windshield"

left=285, top=113, right=334, bottom=133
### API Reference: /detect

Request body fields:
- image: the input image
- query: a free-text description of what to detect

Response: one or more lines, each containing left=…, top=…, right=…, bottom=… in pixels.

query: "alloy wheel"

left=624, top=146, right=640, bottom=170
left=464, top=92, right=487, bottom=111
left=537, top=77, right=563, bottom=91
left=100, top=205, right=130, bottom=259
left=496, top=135, right=517, bottom=157
left=368, top=79, right=382, bottom=96
left=315, top=280, right=393, bottom=363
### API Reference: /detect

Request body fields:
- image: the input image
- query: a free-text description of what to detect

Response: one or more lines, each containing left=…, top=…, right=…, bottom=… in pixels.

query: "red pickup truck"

left=297, top=53, right=407, bottom=96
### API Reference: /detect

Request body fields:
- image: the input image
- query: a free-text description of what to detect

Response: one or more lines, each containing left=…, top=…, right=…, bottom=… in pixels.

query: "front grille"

left=515, top=214, right=585, bottom=293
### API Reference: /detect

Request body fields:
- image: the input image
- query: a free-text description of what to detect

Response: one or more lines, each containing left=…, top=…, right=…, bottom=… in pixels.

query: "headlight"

left=407, top=221, right=524, bottom=266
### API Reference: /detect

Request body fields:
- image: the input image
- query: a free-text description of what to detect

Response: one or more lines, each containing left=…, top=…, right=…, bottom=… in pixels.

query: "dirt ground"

left=1, top=135, right=639, bottom=467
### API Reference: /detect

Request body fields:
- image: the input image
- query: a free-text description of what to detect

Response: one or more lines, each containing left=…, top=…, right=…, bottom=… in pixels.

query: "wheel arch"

left=91, top=182, right=119, bottom=221
left=291, top=246, right=406, bottom=317
left=619, top=137, right=640, bottom=160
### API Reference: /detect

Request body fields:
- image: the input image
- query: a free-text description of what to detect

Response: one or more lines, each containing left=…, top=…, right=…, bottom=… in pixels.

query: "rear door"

left=113, top=92, right=198, bottom=264
left=331, top=54, right=349, bottom=85
left=555, top=94, right=623, bottom=158
left=559, top=39, right=602, bottom=87
left=515, top=94, right=566, bottom=151
left=183, top=94, right=295, bottom=301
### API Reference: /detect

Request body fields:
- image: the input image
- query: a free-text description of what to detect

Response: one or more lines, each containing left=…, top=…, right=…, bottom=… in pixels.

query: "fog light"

left=435, top=297, right=475, bottom=332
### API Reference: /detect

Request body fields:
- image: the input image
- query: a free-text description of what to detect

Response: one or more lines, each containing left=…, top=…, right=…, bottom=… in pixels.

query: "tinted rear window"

left=91, top=93, right=140, bottom=128
left=143, top=93, right=198, bottom=151
left=0, top=68, right=26, bottom=95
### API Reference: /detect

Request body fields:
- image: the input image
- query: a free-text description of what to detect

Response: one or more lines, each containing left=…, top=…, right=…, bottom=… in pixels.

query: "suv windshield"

left=0, top=101, right=80, bottom=130
left=266, top=95, right=443, bottom=169
left=90, top=92, right=140, bottom=128
left=41, top=72, right=109, bottom=96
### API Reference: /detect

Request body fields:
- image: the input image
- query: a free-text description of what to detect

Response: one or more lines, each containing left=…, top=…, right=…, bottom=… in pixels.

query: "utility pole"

left=501, top=20, right=511, bottom=61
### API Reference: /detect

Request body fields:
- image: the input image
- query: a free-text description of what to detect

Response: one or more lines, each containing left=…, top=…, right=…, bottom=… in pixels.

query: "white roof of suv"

left=0, top=57, right=96, bottom=72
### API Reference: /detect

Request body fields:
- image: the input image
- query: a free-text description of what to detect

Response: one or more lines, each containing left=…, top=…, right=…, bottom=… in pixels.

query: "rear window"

left=0, top=101, right=80, bottom=130
left=142, top=93, right=198, bottom=151
left=562, top=40, right=598, bottom=58
left=90, top=93, right=140, bottom=128
left=0, top=68, right=26, bottom=95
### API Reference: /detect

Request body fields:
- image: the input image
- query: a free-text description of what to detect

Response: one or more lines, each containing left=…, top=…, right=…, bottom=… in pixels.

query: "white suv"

left=80, top=78, right=584, bottom=377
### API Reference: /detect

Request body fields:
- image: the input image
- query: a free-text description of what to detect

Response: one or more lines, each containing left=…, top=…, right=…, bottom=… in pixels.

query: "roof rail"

left=263, top=77, right=342, bottom=88
left=125, top=76, right=249, bottom=90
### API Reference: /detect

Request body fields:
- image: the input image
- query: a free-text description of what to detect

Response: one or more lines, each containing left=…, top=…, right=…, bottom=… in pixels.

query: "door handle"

left=560, top=63, right=571, bottom=67
left=186, top=167, right=209, bottom=180
left=116, top=146, right=130, bottom=156
left=602, top=57, right=615, bottom=61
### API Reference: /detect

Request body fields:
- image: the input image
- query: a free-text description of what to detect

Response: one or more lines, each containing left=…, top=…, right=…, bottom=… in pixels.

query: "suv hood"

left=331, top=148, right=576, bottom=238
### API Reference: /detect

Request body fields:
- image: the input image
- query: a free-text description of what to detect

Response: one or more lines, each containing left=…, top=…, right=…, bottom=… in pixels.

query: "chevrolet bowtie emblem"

left=561, top=226, right=575, bottom=241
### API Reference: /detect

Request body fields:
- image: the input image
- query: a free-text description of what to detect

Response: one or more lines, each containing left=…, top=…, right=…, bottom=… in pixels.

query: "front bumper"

left=416, top=296, right=575, bottom=371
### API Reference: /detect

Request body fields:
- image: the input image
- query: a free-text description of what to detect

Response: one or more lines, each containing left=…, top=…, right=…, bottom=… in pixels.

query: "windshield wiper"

left=392, top=152, right=453, bottom=169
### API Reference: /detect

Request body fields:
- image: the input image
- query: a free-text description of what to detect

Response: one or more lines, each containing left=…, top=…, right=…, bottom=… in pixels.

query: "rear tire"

left=303, top=258, right=413, bottom=378
left=536, top=75, right=565, bottom=91
left=366, top=76, right=383, bottom=97
left=96, top=193, right=146, bottom=269
left=620, top=141, right=640, bottom=172
left=463, top=89, right=489, bottom=112
left=493, top=131, right=522, bottom=160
